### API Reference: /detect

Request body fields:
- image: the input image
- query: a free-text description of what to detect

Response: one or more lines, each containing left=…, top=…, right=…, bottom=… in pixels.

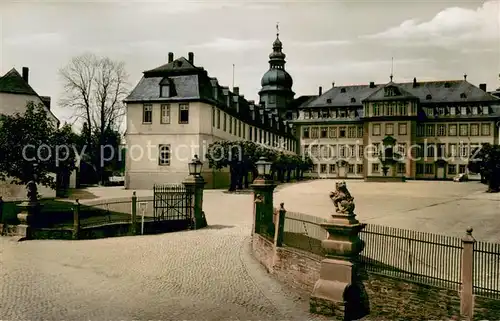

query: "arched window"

left=158, top=144, right=171, bottom=166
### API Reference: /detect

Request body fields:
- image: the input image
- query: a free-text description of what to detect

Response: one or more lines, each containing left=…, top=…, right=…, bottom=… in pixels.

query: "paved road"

left=0, top=191, right=326, bottom=321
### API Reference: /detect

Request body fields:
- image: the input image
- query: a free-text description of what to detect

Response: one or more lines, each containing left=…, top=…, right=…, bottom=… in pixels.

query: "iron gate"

left=153, top=184, right=194, bottom=231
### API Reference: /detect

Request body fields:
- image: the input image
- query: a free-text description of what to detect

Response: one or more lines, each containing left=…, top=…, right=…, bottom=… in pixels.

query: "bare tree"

left=59, top=53, right=129, bottom=184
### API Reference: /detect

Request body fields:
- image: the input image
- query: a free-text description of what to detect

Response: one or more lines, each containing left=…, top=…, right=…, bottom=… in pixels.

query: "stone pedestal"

left=250, top=177, right=276, bottom=236
left=310, top=183, right=369, bottom=320
left=183, top=175, right=207, bottom=229
left=16, top=201, right=41, bottom=240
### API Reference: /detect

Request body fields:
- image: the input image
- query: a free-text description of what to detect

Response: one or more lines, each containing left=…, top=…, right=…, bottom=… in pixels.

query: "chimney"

left=40, top=96, right=51, bottom=110
left=22, top=67, right=29, bottom=83
left=233, top=87, right=239, bottom=96
left=479, top=83, right=487, bottom=92
left=332, top=82, right=335, bottom=88
left=413, top=77, right=417, bottom=88
left=168, top=52, right=174, bottom=63
left=188, top=52, right=194, bottom=64
left=369, top=81, right=375, bottom=88
left=318, top=86, right=323, bottom=96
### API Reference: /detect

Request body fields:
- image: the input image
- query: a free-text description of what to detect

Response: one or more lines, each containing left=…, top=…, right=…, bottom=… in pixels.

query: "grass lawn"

left=1, top=199, right=139, bottom=228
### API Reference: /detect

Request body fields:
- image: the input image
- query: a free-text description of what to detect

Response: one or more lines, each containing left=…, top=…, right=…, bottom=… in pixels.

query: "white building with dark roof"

left=124, top=52, right=296, bottom=189
left=0, top=67, right=60, bottom=200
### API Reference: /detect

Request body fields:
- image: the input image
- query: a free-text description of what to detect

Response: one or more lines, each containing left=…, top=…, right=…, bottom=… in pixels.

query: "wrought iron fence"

left=474, top=240, right=500, bottom=299
left=359, top=224, right=463, bottom=290
left=281, top=210, right=327, bottom=256
left=153, top=184, right=193, bottom=222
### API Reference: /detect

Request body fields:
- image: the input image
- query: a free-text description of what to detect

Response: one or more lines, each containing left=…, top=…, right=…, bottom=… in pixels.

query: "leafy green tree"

left=206, top=140, right=307, bottom=191
left=468, top=143, right=500, bottom=193
left=0, top=102, right=78, bottom=190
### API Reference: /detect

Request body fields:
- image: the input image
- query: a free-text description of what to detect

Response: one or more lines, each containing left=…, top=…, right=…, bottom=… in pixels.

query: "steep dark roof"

left=144, top=57, right=202, bottom=76
left=304, top=80, right=499, bottom=108
left=288, top=95, right=317, bottom=109
left=0, top=68, right=37, bottom=95
left=125, top=74, right=200, bottom=102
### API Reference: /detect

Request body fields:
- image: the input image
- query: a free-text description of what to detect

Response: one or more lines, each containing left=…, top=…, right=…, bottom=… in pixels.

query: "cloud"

left=136, top=1, right=250, bottom=14
left=189, top=38, right=263, bottom=51
left=291, top=58, right=434, bottom=74
left=361, top=1, right=500, bottom=47
left=4, top=32, right=63, bottom=46
left=291, top=40, right=351, bottom=47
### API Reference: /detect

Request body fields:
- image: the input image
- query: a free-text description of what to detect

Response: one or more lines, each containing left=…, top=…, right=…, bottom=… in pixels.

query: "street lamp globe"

left=188, top=155, right=203, bottom=176
left=256, top=157, right=272, bottom=177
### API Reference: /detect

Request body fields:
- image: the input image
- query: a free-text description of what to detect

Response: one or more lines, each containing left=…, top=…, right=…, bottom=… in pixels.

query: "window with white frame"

left=459, top=144, right=469, bottom=158
left=398, top=123, right=407, bottom=135
left=143, top=104, right=152, bottom=124
left=437, top=124, right=446, bottom=136
left=328, top=127, right=337, bottom=138
left=459, top=124, right=468, bottom=136
left=481, top=123, right=491, bottom=136
left=470, top=124, right=479, bottom=136
left=385, top=123, right=394, bottom=135
left=158, top=144, right=171, bottom=165
left=160, top=104, right=170, bottom=124
left=448, top=124, right=457, bottom=136
left=372, top=124, right=381, bottom=136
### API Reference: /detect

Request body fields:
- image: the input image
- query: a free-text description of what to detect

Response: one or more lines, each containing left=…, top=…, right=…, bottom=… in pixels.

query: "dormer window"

left=384, top=86, right=400, bottom=97
left=160, top=85, right=170, bottom=98
left=460, top=93, right=467, bottom=99
left=350, top=97, right=356, bottom=103
left=160, top=77, right=175, bottom=98
left=444, top=82, right=451, bottom=88
left=340, top=88, right=346, bottom=93
left=327, top=98, right=332, bottom=104
left=426, top=94, right=432, bottom=100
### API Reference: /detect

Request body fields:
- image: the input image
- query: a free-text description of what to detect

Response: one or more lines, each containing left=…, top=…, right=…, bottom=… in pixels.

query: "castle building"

left=291, top=77, right=500, bottom=180
left=125, top=31, right=500, bottom=188
left=124, top=52, right=296, bottom=189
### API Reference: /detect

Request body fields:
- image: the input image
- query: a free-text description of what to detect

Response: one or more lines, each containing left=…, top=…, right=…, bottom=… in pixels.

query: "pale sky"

left=1, top=0, right=499, bottom=126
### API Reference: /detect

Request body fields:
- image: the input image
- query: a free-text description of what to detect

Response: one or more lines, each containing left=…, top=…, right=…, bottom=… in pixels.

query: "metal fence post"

left=461, top=227, right=476, bottom=320
left=131, top=191, right=137, bottom=235
left=72, top=199, right=80, bottom=240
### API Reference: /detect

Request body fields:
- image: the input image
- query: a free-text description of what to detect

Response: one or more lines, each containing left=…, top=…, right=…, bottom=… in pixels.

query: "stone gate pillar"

left=183, top=175, right=207, bottom=230
left=310, top=181, right=369, bottom=320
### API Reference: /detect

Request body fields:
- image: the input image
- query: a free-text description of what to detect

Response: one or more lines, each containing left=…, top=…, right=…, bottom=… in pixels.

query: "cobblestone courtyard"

left=275, top=179, right=500, bottom=243
left=0, top=191, right=324, bottom=321
left=1, top=180, right=499, bottom=320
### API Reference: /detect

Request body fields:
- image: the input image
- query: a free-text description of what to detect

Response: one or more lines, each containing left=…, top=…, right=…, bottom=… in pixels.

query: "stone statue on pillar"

left=26, top=180, right=38, bottom=203
left=310, top=181, right=370, bottom=320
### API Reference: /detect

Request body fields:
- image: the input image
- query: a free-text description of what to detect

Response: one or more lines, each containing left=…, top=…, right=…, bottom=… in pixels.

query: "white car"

left=107, top=174, right=125, bottom=186
left=453, top=173, right=468, bottom=182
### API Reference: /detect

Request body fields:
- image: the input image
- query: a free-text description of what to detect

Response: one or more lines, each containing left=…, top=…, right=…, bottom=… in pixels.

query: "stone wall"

left=0, top=174, right=56, bottom=201
left=363, top=272, right=461, bottom=320
left=251, top=233, right=500, bottom=320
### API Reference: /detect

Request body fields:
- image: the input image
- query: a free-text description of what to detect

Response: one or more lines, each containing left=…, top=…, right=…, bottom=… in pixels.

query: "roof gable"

left=363, top=82, right=418, bottom=102
left=144, top=57, right=201, bottom=75
left=0, top=68, right=37, bottom=95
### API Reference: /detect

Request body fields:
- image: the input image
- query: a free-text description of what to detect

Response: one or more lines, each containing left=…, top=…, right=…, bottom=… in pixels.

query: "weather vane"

left=276, top=22, right=280, bottom=37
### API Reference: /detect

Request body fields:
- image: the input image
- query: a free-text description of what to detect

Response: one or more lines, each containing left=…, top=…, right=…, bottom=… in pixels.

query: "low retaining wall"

left=251, top=233, right=500, bottom=320
left=1, top=219, right=194, bottom=240
left=365, top=176, right=406, bottom=182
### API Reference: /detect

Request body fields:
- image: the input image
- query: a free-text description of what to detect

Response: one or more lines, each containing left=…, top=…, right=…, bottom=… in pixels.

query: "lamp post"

left=182, top=155, right=207, bottom=229
left=250, top=156, right=276, bottom=236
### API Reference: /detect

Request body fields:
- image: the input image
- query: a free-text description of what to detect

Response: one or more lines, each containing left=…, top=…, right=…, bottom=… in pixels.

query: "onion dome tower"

left=258, top=24, right=295, bottom=117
